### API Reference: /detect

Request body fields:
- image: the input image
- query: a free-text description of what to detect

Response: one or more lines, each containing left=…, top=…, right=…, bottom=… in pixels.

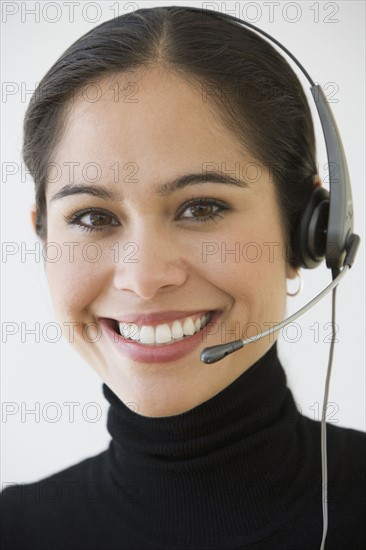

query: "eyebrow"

left=49, top=171, right=249, bottom=204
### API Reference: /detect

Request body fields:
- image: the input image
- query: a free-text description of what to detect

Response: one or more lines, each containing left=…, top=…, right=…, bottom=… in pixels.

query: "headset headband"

left=168, top=5, right=354, bottom=270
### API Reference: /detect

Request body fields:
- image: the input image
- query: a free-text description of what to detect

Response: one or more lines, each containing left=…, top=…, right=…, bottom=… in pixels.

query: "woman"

left=1, top=5, right=365, bottom=549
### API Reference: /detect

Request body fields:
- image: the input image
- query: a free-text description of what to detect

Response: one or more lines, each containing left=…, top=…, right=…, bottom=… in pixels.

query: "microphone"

left=200, top=234, right=360, bottom=364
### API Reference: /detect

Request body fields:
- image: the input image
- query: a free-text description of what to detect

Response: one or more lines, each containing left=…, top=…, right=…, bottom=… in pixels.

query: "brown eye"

left=189, top=204, right=214, bottom=218
left=179, top=198, right=230, bottom=224
left=87, top=212, right=112, bottom=226
left=64, top=208, right=120, bottom=233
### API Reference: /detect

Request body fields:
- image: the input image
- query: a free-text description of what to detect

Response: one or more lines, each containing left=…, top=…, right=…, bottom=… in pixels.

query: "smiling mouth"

left=107, top=311, right=215, bottom=346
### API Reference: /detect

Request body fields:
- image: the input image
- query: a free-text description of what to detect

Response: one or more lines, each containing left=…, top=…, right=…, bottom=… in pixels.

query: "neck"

left=100, top=342, right=320, bottom=546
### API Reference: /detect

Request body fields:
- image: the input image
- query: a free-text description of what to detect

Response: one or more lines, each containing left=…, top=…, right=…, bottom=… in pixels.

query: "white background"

left=1, top=0, right=365, bottom=485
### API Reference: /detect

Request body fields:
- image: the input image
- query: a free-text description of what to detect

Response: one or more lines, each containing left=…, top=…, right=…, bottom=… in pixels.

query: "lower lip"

left=99, top=311, right=222, bottom=364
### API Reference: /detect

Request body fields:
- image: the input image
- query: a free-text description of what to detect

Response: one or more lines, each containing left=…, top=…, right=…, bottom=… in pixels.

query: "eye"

left=178, top=198, right=231, bottom=223
left=63, top=208, right=119, bottom=233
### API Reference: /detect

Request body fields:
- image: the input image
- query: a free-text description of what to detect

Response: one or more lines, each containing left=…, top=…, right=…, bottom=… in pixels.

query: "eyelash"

left=63, top=198, right=231, bottom=233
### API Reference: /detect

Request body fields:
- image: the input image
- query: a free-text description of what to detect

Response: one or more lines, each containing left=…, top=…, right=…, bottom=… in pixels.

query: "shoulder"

left=323, top=421, right=366, bottom=498
left=301, top=417, right=366, bottom=528
left=0, top=449, right=108, bottom=550
left=326, top=421, right=366, bottom=455
left=307, top=418, right=365, bottom=469
left=1, top=449, right=107, bottom=504
left=324, top=423, right=366, bottom=547
left=301, top=415, right=365, bottom=477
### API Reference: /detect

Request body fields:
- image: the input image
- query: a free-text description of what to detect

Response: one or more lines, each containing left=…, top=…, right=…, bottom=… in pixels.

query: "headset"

left=166, top=6, right=361, bottom=550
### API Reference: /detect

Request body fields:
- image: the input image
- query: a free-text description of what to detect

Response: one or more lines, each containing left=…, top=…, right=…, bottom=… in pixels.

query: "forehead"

left=46, top=67, right=269, bottom=204
left=53, top=68, right=246, bottom=165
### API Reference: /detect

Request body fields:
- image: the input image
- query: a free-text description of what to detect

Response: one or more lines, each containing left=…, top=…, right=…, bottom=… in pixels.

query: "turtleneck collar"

left=101, top=342, right=321, bottom=548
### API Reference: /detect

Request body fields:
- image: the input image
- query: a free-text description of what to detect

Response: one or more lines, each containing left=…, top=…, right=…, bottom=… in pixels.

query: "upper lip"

left=100, top=310, right=217, bottom=327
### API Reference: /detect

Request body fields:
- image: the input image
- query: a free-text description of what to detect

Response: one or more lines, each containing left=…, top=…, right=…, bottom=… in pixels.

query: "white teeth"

left=120, top=322, right=139, bottom=340
left=171, top=320, right=183, bottom=339
left=155, top=324, right=172, bottom=344
left=130, top=326, right=140, bottom=341
left=139, top=326, right=155, bottom=345
left=118, top=312, right=212, bottom=345
left=182, top=317, right=195, bottom=336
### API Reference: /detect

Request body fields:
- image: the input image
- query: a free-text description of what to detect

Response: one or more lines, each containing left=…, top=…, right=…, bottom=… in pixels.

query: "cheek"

left=201, top=245, right=286, bottom=292
left=198, top=228, right=287, bottom=319
left=45, top=243, right=110, bottom=320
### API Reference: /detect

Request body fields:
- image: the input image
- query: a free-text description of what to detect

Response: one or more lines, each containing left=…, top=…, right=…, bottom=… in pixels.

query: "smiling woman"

left=38, top=62, right=296, bottom=406
left=1, top=4, right=365, bottom=550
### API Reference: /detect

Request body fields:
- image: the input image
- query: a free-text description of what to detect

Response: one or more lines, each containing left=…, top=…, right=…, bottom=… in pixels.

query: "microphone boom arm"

left=200, top=234, right=360, bottom=364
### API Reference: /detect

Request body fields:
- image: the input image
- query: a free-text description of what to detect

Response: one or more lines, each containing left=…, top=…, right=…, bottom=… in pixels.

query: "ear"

left=286, top=265, right=299, bottom=280
left=286, top=174, right=328, bottom=279
left=30, top=204, right=38, bottom=237
left=313, top=174, right=322, bottom=188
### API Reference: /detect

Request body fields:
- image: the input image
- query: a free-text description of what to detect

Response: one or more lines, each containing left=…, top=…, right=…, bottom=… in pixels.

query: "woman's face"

left=32, top=68, right=297, bottom=417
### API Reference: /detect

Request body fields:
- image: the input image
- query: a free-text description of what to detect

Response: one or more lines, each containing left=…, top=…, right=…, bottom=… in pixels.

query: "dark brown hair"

left=23, top=5, right=316, bottom=267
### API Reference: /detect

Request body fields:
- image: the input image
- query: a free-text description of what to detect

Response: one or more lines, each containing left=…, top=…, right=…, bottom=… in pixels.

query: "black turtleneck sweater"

left=1, top=343, right=365, bottom=549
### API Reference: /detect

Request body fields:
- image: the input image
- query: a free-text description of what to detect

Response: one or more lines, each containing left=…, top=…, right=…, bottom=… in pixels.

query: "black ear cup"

left=295, top=187, right=330, bottom=269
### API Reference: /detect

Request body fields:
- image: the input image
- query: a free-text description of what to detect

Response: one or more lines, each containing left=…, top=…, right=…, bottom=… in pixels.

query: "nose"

left=112, top=222, right=188, bottom=300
